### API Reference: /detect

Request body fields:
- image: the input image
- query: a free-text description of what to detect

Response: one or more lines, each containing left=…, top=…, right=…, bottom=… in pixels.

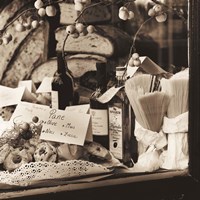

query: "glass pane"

left=0, top=1, right=192, bottom=197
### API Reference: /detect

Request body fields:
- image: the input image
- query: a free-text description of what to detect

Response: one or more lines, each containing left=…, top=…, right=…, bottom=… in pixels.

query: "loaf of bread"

left=0, top=0, right=33, bottom=30
left=56, top=25, right=132, bottom=58
left=1, top=21, right=49, bottom=87
left=67, top=54, right=107, bottom=77
left=31, top=58, right=56, bottom=85
left=59, top=2, right=112, bottom=25
left=31, top=53, right=107, bottom=80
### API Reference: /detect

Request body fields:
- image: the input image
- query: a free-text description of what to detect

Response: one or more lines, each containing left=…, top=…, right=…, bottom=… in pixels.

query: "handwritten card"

left=10, top=102, right=91, bottom=145
left=65, top=104, right=92, bottom=141
left=40, top=109, right=90, bottom=145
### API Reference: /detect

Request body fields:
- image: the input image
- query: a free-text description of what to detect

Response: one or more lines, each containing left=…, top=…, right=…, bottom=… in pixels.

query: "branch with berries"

left=0, top=0, right=187, bottom=71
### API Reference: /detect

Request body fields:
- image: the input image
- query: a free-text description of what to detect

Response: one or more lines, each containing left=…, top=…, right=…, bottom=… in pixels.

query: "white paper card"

left=10, top=102, right=90, bottom=145
left=36, top=77, right=53, bottom=93
left=0, top=120, right=12, bottom=136
left=65, top=104, right=90, bottom=113
left=126, top=66, right=139, bottom=78
left=97, top=86, right=123, bottom=104
left=0, top=86, right=28, bottom=107
left=65, top=104, right=92, bottom=141
left=18, top=80, right=36, bottom=93
left=40, top=108, right=90, bottom=145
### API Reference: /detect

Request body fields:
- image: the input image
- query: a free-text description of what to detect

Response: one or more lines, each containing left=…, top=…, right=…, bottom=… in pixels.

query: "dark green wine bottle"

left=90, top=62, right=109, bottom=149
left=51, top=52, right=74, bottom=110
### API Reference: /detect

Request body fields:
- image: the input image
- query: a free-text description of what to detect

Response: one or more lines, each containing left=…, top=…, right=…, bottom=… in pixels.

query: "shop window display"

left=0, top=1, right=199, bottom=199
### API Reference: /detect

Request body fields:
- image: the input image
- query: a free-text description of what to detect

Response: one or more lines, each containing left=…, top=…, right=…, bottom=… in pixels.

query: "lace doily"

left=0, top=160, right=111, bottom=187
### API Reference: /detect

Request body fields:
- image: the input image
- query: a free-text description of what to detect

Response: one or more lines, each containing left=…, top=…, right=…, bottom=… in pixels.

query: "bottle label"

left=108, top=106, right=123, bottom=160
left=90, top=108, right=108, bottom=136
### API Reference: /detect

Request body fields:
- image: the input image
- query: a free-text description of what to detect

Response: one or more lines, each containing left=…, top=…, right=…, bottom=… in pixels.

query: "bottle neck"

left=115, top=66, right=126, bottom=87
left=96, top=62, right=107, bottom=93
left=56, top=52, right=66, bottom=74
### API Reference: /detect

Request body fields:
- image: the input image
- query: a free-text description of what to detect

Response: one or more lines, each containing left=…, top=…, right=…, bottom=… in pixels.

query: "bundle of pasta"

left=160, top=68, right=189, bottom=170
left=125, top=74, right=169, bottom=172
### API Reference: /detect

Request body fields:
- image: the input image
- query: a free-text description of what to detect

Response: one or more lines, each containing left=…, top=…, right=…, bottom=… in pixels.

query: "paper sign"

left=65, top=104, right=92, bottom=141
left=36, top=77, right=53, bottom=93
left=0, top=86, right=36, bottom=107
left=0, top=86, right=21, bottom=107
left=65, top=104, right=90, bottom=113
left=97, top=86, right=124, bottom=104
left=126, top=66, right=139, bottom=78
left=0, top=120, right=12, bottom=136
left=10, top=102, right=91, bottom=145
left=22, top=86, right=38, bottom=103
left=40, top=108, right=90, bottom=145
left=139, top=56, right=170, bottom=76
left=18, top=80, right=36, bottom=93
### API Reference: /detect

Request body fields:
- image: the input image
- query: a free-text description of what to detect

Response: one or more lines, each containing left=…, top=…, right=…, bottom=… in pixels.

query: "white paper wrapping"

left=162, top=112, right=188, bottom=133
left=135, top=120, right=167, bottom=154
left=133, top=145, right=161, bottom=172
left=161, top=112, right=189, bottom=170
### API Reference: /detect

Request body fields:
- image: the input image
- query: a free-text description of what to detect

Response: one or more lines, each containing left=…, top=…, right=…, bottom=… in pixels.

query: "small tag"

left=36, top=77, right=53, bottom=93
left=18, top=80, right=36, bottom=93
left=97, top=86, right=124, bottom=104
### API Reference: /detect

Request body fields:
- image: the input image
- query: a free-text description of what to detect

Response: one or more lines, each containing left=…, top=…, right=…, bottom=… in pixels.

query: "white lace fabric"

left=0, top=160, right=111, bottom=187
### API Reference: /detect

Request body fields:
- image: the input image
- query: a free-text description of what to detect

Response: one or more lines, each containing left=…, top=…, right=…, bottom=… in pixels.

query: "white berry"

left=15, top=23, right=25, bottom=32
left=66, top=24, right=76, bottom=34
left=155, top=13, right=167, bottom=22
left=34, top=0, right=44, bottom=9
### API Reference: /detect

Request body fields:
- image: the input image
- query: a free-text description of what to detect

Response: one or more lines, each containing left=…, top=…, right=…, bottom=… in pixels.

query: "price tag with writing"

left=10, top=102, right=91, bottom=145
left=40, top=109, right=90, bottom=145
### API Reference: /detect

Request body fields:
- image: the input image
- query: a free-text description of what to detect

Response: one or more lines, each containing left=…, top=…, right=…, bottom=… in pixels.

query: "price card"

left=65, top=104, right=92, bottom=141
left=10, top=102, right=91, bottom=146
left=40, top=108, right=90, bottom=145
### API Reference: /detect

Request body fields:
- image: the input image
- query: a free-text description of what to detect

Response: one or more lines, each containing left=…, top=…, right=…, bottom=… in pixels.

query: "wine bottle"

left=51, top=52, right=74, bottom=110
left=89, top=62, right=109, bottom=149
left=108, top=66, right=137, bottom=167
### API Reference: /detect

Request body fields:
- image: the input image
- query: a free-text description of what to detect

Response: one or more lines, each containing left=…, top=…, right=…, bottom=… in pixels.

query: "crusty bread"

left=56, top=25, right=132, bottom=58
left=31, top=54, right=107, bottom=81
left=67, top=54, right=107, bottom=77
left=31, top=58, right=56, bottom=84
left=0, top=0, right=33, bottom=30
left=1, top=21, right=49, bottom=87
left=59, top=2, right=112, bottom=25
